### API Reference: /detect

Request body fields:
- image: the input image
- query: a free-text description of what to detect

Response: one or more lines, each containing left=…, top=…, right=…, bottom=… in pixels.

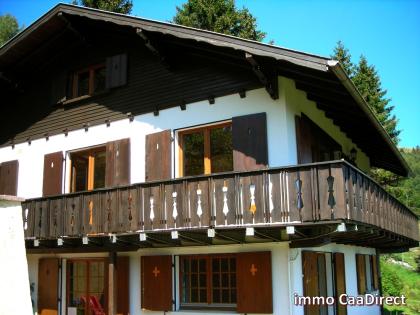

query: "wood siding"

left=43, top=152, right=63, bottom=197
left=141, top=255, right=173, bottom=311
left=1, top=37, right=260, bottom=147
left=38, top=258, right=59, bottom=315
left=236, top=251, right=272, bottom=313
left=145, top=130, right=172, bottom=181
left=0, top=159, right=19, bottom=196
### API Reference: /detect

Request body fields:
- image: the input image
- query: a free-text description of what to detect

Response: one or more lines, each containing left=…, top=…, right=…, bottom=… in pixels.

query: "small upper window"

left=179, top=122, right=233, bottom=177
left=72, top=64, right=106, bottom=98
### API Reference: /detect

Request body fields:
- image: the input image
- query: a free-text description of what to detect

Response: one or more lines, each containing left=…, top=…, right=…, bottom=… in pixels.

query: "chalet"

left=0, top=4, right=418, bottom=315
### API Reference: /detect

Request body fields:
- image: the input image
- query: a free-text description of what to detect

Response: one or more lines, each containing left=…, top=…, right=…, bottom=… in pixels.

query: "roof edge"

left=328, top=60, right=411, bottom=177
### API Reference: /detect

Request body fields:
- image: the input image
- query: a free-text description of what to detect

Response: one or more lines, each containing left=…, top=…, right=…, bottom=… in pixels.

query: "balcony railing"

left=22, top=160, right=419, bottom=242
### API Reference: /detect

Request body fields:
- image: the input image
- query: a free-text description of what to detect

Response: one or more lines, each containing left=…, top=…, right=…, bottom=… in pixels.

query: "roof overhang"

left=0, top=3, right=410, bottom=176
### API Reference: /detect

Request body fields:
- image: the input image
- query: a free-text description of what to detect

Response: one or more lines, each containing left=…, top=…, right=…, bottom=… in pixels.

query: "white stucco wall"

left=26, top=242, right=380, bottom=315
left=0, top=79, right=371, bottom=200
left=0, top=198, right=33, bottom=315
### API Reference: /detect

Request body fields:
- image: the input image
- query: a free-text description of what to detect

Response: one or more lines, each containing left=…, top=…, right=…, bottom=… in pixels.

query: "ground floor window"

left=180, top=254, right=237, bottom=308
left=356, top=254, right=379, bottom=295
left=67, top=259, right=107, bottom=315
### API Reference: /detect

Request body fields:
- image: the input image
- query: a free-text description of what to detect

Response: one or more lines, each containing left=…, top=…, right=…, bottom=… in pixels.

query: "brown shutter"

left=106, top=138, right=130, bottom=187
left=302, top=251, right=320, bottom=315
left=117, top=256, right=130, bottom=315
left=42, top=152, right=63, bottom=197
left=237, top=251, right=272, bottom=313
left=141, top=255, right=172, bottom=311
left=333, top=253, right=347, bottom=315
left=50, top=72, right=68, bottom=105
left=295, top=115, right=313, bottom=164
left=371, top=255, right=379, bottom=290
left=145, top=130, right=172, bottom=181
left=106, top=53, right=128, bottom=89
left=232, top=112, right=268, bottom=171
left=356, top=254, right=366, bottom=294
left=0, top=159, right=19, bottom=196
left=38, top=258, right=59, bottom=315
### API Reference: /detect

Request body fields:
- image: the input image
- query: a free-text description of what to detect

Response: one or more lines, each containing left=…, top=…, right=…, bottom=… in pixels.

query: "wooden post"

left=108, top=251, right=117, bottom=315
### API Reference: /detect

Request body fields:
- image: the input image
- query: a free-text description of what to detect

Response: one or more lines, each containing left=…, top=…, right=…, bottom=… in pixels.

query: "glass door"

left=67, top=259, right=106, bottom=315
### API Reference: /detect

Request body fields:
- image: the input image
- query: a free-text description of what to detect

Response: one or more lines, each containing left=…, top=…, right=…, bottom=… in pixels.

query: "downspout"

left=327, top=60, right=411, bottom=177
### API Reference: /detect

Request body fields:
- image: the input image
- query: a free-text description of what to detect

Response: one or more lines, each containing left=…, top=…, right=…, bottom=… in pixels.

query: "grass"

left=381, top=248, right=420, bottom=315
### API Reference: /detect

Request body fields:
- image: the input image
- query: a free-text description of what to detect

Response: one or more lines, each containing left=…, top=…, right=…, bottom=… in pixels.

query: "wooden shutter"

left=356, top=254, right=366, bottom=294
left=232, top=112, right=268, bottom=171
left=333, top=253, right=347, bottom=315
left=106, top=138, right=130, bottom=187
left=42, top=152, right=63, bottom=197
left=0, top=159, right=19, bottom=196
left=371, top=255, right=379, bottom=290
left=237, top=251, right=272, bottom=313
left=141, top=255, right=172, bottom=311
left=145, top=130, right=172, bottom=181
left=117, top=256, right=129, bottom=315
left=38, top=258, right=59, bottom=315
left=106, top=53, right=128, bottom=89
left=295, top=115, right=313, bottom=164
left=50, top=72, right=68, bottom=105
left=302, top=251, right=320, bottom=315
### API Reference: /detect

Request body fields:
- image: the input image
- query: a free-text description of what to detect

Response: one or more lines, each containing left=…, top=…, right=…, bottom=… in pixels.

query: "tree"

left=353, top=55, right=400, bottom=143
left=72, top=0, right=133, bottom=14
left=331, top=40, right=355, bottom=78
left=173, top=0, right=266, bottom=41
left=0, top=14, right=20, bottom=47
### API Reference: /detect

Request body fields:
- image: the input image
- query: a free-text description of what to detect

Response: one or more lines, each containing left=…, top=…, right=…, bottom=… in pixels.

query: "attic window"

left=72, top=64, right=106, bottom=98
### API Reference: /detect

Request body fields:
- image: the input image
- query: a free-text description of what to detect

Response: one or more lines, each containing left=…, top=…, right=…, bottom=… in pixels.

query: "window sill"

left=60, top=90, right=110, bottom=106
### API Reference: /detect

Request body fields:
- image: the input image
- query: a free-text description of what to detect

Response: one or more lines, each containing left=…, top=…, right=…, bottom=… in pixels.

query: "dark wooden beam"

left=245, top=53, right=278, bottom=99
left=289, top=237, right=331, bottom=248
left=136, top=28, right=170, bottom=68
left=108, top=252, right=117, bottom=315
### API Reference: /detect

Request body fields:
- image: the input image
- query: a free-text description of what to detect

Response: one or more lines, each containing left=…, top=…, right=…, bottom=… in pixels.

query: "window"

left=71, top=63, right=106, bottom=98
left=179, top=122, right=233, bottom=177
left=180, top=254, right=237, bottom=309
left=70, top=146, right=106, bottom=192
left=67, top=259, right=106, bottom=315
left=356, top=254, right=378, bottom=295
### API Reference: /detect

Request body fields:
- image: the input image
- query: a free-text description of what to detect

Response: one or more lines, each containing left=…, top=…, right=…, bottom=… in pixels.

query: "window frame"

left=356, top=254, right=378, bottom=295
left=69, top=145, right=106, bottom=193
left=71, top=63, right=106, bottom=99
left=178, top=121, right=232, bottom=177
left=179, top=253, right=237, bottom=310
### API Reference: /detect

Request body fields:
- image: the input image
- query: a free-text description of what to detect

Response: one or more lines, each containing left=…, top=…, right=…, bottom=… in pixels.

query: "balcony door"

left=67, top=259, right=107, bottom=315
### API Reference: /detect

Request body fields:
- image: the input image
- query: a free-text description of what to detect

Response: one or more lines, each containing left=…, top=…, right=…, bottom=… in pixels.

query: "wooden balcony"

left=22, top=160, right=418, bottom=252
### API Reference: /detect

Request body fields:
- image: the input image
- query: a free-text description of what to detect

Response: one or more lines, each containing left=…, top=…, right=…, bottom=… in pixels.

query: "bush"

left=381, top=262, right=404, bottom=297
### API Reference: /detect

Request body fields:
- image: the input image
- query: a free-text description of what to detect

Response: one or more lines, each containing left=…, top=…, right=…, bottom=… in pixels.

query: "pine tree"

left=331, top=40, right=355, bottom=78
left=0, top=14, right=21, bottom=47
left=173, top=0, right=266, bottom=41
left=72, top=0, right=133, bottom=14
left=353, top=55, right=400, bottom=143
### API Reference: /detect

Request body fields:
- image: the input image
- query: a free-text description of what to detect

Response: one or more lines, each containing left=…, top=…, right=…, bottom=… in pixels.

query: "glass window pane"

left=72, top=157, right=88, bottom=192
left=199, top=259, right=206, bottom=272
left=93, top=150, right=106, bottom=189
left=200, top=289, right=207, bottom=302
left=183, top=132, right=204, bottom=176
left=210, top=125, right=233, bottom=173
left=213, top=289, right=220, bottom=303
left=94, top=67, right=106, bottom=93
left=191, top=259, right=198, bottom=273
left=77, top=71, right=90, bottom=96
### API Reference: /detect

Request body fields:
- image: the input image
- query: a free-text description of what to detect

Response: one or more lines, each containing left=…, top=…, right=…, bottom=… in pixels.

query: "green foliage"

left=381, top=259, right=404, bottom=296
left=381, top=252, right=420, bottom=315
left=173, top=0, right=266, bottom=41
left=0, top=14, right=20, bottom=47
left=353, top=55, right=400, bottom=143
left=331, top=40, right=355, bottom=77
left=72, top=0, right=133, bottom=14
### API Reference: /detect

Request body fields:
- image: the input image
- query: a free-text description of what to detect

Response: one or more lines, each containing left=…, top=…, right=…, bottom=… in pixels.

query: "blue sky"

left=1, top=0, right=419, bottom=147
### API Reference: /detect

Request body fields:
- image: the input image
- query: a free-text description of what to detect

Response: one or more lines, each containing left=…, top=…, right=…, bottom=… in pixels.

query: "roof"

left=0, top=3, right=410, bottom=177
